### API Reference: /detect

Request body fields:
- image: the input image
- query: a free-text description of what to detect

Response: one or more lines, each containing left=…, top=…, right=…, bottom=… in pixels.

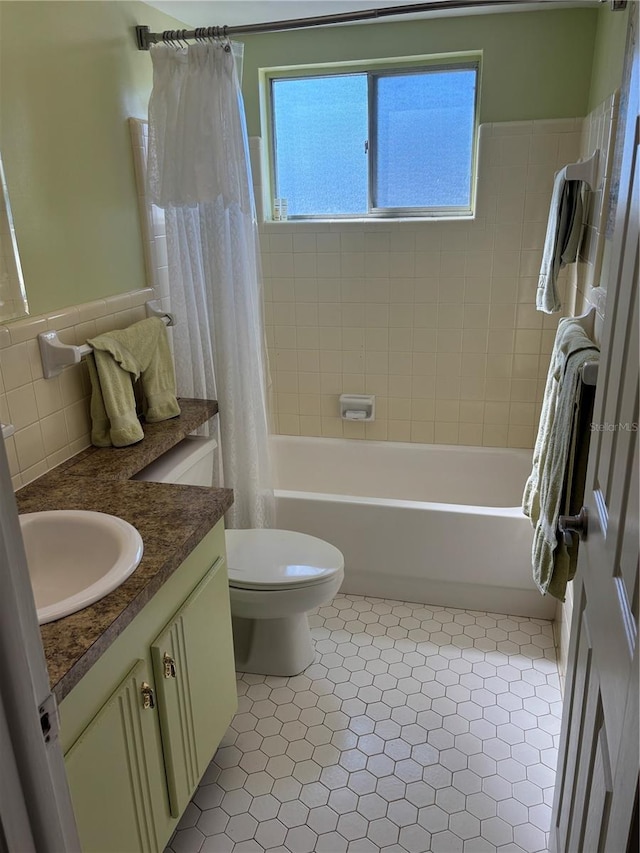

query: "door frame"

left=0, top=435, right=80, bottom=852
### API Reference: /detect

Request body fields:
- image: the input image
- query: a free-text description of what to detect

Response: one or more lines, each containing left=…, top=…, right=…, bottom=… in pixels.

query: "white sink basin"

left=19, top=510, right=144, bottom=625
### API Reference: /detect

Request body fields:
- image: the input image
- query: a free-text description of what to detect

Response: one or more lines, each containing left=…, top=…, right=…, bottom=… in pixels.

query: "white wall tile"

left=13, top=422, right=46, bottom=472
left=1, top=343, right=33, bottom=391
left=131, top=124, right=582, bottom=452
left=6, top=385, right=39, bottom=430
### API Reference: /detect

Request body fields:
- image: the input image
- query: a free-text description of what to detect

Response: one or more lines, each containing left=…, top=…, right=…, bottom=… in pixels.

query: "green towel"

left=523, top=317, right=599, bottom=600
left=86, top=352, right=141, bottom=447
left=87, top=317, right=181, bottom=448
left=552, top=376, right=595, bottom=597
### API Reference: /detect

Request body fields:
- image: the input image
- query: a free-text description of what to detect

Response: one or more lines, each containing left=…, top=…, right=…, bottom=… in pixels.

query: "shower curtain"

left=147, top=41, right=274, bottom=529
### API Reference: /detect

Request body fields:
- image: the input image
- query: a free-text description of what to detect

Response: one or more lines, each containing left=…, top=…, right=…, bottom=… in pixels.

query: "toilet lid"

left=225, top=529, right=344, bottom=591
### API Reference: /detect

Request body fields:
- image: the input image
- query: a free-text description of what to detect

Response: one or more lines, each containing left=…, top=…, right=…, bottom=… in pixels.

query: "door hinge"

left=39, top=692, right=60, bottom=745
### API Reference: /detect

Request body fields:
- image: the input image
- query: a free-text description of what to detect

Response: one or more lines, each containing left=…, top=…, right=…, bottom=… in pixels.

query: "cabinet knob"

left=163, top=652, right=177, bottom=679
left=141, top=682, right=155, bottom=709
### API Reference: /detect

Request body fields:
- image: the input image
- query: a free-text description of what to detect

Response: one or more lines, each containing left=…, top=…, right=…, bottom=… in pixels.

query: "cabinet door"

left=151, top=557, right=237, bottom=817
left=65, top=659, right=165, bottom=853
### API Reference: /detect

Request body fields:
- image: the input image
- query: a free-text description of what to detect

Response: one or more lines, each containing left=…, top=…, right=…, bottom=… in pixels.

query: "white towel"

left=537, top=167, right=584, bottom=314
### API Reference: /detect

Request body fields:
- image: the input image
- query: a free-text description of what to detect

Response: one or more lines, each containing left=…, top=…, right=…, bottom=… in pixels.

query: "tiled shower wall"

left=557, top=93, right=619, bottom=689
left=568, top=92, right=618, bottom=323
left=258, top=118, right=582, bottom=447
left=2, top=113, right=601, bottom=491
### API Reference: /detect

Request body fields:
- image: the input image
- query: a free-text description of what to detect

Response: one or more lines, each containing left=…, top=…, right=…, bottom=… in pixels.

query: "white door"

left=0, top=432, right=80, bottom=849
left=550, top=7, right=639, bottom=852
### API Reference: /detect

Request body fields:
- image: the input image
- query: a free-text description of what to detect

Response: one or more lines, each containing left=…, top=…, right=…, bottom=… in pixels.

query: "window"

left=269, top=60, right=479, bottom=219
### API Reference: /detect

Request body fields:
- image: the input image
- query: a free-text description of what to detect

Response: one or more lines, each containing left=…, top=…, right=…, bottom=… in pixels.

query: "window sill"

left=261, top=215, right=476, bottom=228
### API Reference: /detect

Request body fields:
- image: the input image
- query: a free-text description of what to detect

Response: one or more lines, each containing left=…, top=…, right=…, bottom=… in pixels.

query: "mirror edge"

left=0, top=151, right=29, bottom=323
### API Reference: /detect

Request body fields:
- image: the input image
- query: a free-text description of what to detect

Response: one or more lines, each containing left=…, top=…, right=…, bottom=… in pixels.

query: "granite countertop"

left=16, top=399, right=234, bottom=701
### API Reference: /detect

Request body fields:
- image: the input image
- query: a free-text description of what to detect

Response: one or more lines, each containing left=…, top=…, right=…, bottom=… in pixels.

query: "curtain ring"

left=222, top=25, right=231, bottom=52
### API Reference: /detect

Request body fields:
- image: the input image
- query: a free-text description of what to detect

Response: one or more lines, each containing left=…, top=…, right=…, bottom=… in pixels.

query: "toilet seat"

left=226, top=529, right=344, bottom=592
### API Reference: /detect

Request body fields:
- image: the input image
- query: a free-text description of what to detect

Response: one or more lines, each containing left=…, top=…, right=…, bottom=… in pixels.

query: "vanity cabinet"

left=151, top=556, right=235, bottom=818
left=65, top=659, right=165, bottom=852
left=59, top=520, right=237, bottom=853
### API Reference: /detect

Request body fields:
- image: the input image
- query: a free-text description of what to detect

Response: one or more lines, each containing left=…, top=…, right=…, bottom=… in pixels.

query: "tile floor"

left=167, top=594, right=562, bottom=853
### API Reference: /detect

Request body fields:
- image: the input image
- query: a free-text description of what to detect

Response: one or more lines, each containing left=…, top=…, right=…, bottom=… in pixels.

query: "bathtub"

left=272, top=435, right=555, bottom=620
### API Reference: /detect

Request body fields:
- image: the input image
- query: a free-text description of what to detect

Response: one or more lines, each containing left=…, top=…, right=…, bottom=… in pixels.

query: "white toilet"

left=133, top=436, right=344, bottom=676
left=226, top=528, right=343, bottom=675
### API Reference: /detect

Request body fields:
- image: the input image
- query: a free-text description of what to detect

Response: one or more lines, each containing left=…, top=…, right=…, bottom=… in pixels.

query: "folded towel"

left=553, top=373, right=595, bottom=594
left=537, top=168, right=584, bottom=314
left=87, top=317, right=181, bottom=447
left=86, top=353, right=142, bottom=447
left=523, top=317, right=599, bottom=600
left=523, top=319, right=593, bottom=519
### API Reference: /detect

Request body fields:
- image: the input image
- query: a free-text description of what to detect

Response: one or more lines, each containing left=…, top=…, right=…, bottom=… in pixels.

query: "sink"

left=19, top=510, right=144, bottom=625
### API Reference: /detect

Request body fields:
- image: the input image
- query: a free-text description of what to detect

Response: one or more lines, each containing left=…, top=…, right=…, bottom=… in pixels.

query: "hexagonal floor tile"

left=166, top=593, right=561, bottom=853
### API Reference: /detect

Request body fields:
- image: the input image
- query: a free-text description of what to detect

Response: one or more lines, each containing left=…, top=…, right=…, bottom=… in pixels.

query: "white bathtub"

left=272, top=436, right=554, bottom=619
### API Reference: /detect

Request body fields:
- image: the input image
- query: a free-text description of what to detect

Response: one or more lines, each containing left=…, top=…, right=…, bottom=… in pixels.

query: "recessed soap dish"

left=339, top=394, right=375, bottom=422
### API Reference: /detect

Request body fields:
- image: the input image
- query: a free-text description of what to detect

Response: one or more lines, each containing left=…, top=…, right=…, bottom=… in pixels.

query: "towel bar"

left=572, top=307, right=598, bottom=386
left=581, top=361, right=599, bottom=386
left=38, top=299, right=175, bottom=379
left=565, top=150, right=599, bottom=190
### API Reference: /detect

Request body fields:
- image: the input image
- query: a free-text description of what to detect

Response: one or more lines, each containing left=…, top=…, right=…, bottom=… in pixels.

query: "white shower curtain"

left=147, top=41, right=274, bottom=529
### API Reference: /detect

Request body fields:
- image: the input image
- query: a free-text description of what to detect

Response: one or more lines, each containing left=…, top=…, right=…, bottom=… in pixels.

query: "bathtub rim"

left=274, top=488, right=529, bottom=518
left=270, top=434, right=533, bottom=510
left=270, top=433, right=533, bottom=460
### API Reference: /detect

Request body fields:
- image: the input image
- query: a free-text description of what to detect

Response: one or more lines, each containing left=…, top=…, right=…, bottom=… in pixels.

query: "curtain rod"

left=135, top=0, right=609, bottom=50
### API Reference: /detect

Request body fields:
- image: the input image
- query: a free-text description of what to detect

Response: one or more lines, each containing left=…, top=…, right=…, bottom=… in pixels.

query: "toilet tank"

left=132, top=436, right=217, bottom=487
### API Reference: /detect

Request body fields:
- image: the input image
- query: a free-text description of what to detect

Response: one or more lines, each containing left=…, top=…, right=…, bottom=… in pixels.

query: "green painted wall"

left=0, top=1, right=187, bottom=316
left=239, top=7, right=598, bottom=138
left=0, top=3, right=616, bottom=318
left=588, top=2, right=629, bottom=111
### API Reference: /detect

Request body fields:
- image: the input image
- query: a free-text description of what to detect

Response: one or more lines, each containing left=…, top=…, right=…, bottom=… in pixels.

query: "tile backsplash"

left=0, top=287, right=155, bottom=490
left=258, top=118, right=582, bottom=447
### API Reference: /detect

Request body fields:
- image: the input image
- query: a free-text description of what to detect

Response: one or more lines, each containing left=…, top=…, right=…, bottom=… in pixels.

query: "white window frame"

left=264, top=55, right=481, bottom=221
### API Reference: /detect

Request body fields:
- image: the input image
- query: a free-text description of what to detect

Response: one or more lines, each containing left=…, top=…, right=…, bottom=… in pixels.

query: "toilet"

left=226, top=528, right=343, bottom=676
left=133, top=436, right=344, bottom=676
